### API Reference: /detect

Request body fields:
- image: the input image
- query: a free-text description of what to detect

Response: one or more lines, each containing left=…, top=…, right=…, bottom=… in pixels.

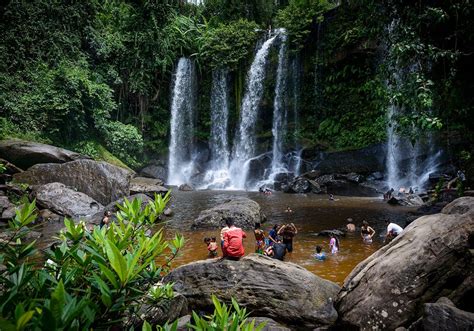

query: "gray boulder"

left=131, top=293, right=188, bottom=327
left=33, top=182, right=103, bottom=219
left=164, top=254, right=340, bottom=329
left=420, top=297, right=474, bottom=331
left=13, top=159, right=133, bottom=205
left=387, top=194, right=424, bottom=206
left=336, top=197, right=474, bottom=330
left=251, top=317, right=291, bottom=331
left=0, top=139, right=89, bottom=169
left=130, top=177, right=168, bottom=196
left=139, top=164, right=168, bottom=182
left=303, top=143, right=386, bottom=175
left=178, top=183, right=194, bottom=191
left=192, top=197, right=266, bottom=229
left=0, top=158, right=23, bottom=174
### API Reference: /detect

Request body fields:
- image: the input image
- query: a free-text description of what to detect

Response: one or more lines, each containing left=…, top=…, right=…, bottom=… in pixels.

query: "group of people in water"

left=204, top=206, right=405, bottom=262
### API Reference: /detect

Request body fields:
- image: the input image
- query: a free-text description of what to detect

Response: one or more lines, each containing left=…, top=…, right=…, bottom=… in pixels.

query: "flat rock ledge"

left=164, top=254, right=340, bottom=329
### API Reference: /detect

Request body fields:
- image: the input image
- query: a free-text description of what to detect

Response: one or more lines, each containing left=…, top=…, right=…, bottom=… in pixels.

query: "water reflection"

left=164, top=190, right=412, bottom=285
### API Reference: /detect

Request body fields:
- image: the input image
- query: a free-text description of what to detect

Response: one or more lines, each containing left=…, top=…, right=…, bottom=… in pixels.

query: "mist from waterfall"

left=229, top=34, right=278, bottom=189
left=201, top=68, right=231, bottom=189
left=168, top=57, right=196, bottom=185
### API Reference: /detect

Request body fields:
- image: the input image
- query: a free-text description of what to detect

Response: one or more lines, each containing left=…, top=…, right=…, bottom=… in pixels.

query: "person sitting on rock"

left=220, top=221, right=230, bottom=256
left=313, top=245, right=326, bottom=261
left=346, top=218, right=356, bottom=232
left=278, top=223, right=298, bottom=253
left=384, top=220, right=403, bottom=243
left=361, top=221, right=375, bottom=244
left=254, top=223, right=265, bottom=254
left=222, top=218, right=246, bottom=260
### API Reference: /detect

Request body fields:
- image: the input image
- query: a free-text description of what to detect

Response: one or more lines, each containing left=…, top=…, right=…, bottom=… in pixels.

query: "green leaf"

left=16, top=310, right=35, bottom=331
left=105, top=241, right=128, bottom=285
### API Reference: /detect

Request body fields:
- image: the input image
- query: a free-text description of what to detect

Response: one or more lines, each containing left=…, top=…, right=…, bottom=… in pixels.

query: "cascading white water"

left=168, top=57, right=196, bottom=185
left=270, top=29, right=289, bottom=177
left=200, top=68, right=231, bottom=189
left=385, top=21, right=441, bottom=192
left=290, top=55, right=302, bottom=175
left=229, top=34, right=278, bottom=189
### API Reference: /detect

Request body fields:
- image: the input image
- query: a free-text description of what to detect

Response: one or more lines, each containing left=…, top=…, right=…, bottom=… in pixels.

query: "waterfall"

left=229, top=34, right=278, bottom=189
left=201, top=68, right=231, bottom=189
left=385, top=21, right=441, bottom=192
left=270, top=29, right=289, bottom=177
left=168, top=57, right=196, bottom=185
left=290, top=55, right=302, bottom=175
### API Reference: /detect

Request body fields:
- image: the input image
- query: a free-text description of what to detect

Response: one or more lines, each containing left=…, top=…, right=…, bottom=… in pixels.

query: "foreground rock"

left=139, top=163, right=167, bottom=182
left=192, top=197, right=266, bottom=229
left=0, top=139, right=89, bottom=169
left=164, top=254, right=340, bottom=329
left=129, top=177, right=168, bottom=196
left=418, top=297, right=474, bottom=330
left=14, top=159, right=133, bottom=205
left=336, top=197, right=474, bottom=330
left=387, top=194, right=424, bottom=206
left=33, top=182, right=103, bottom=219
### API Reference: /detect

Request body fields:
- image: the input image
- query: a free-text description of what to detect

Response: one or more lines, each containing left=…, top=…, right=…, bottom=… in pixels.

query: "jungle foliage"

left=0, top=0, right=473, bottom=163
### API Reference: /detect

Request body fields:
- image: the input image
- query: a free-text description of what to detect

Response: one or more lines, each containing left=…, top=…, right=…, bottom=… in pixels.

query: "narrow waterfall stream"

left=229, top=34, right=278, bottom=189
left=201, top=68, right=231, bottom=189
left=168, top=58, right=196, bottom=185
left=270, top=29, right=289, bottom=178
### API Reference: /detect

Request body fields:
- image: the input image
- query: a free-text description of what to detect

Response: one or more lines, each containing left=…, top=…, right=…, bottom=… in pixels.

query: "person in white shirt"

left=384, top=220, right=404, bottom=243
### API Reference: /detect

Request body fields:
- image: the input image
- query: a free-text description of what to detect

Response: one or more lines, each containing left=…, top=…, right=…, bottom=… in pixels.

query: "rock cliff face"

left=336, top=197, right=474, bottom=330
left=192, top=197, right=266, bottom=229
left=164, top=254, right=341, bottom=329
left=0, top=139, right=89, bottom=169
left=14, top=159, right=133, bottom=205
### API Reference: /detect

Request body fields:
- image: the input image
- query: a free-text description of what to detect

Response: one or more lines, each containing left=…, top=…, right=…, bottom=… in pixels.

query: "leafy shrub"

left=0, top=192, right=184, bottom=330
left=198, top=19, right=259, bottom=69
left=102, top=121, right=144, bottom=167
left=275, top=0, right=332, bottom=51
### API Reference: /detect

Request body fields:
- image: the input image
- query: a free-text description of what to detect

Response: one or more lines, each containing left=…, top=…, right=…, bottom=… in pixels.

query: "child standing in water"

left=329, top=234, right=339, bottom=254
left=254, top=223, right=265, bottom=254
left=208, top=237, right=218, bottom=258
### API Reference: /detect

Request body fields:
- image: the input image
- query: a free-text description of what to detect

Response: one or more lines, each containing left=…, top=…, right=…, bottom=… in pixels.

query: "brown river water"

left=163, top=190, right=414, bottom=285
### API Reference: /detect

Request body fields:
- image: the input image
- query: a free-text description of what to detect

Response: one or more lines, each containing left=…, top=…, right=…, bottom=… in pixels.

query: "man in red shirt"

left=222, top=218, right=246, bottom=260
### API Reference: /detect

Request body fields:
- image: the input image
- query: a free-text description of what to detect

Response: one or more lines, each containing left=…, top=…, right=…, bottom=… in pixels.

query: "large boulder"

left=418, top=297, right=474, bottom=331
left=13, top=159, right=133, bottom=205
left=129, top=177, right=168, bottom=197
left=302, top=143, right=386, bottom=175
left=192, top=197, right=266, bottom=229
left=0, top=139, right=89, bottom=169
left=336, top=197, right=474, bottom=330
left=33, top=182, right=103, bottom=219
left=164, top=254, right=340, bottom=329
left=139, top=163, right=168, bottom=182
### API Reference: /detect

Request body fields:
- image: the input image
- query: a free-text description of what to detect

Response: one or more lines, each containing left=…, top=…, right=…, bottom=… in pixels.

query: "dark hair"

left=273, top=224, right=279, bottom=230
left=362, top=220, right=368, bottom=226
left=316, top=245, right=322, bottom=253
left=204, top=237, right=210, bottom=243
left=225, top=218, right=234, bottom=227
left=211, top=237, right=216, bottom=241
left=104, top=210, right=111, bottom=216
left=255, top=222, right=261, bottom=229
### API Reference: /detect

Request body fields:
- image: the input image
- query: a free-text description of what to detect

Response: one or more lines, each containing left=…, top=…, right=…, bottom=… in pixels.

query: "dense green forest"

left=1, top=0, right=473, bottom=169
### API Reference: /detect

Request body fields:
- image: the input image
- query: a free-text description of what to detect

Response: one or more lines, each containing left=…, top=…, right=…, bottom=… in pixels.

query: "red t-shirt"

left=223, top=226, right=246, bottom=258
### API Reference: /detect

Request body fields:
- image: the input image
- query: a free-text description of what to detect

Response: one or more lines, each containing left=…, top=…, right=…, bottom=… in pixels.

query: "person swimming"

left=361, top=220, right=375, bottom=244
left=313, top=245, right=326, bottom=261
